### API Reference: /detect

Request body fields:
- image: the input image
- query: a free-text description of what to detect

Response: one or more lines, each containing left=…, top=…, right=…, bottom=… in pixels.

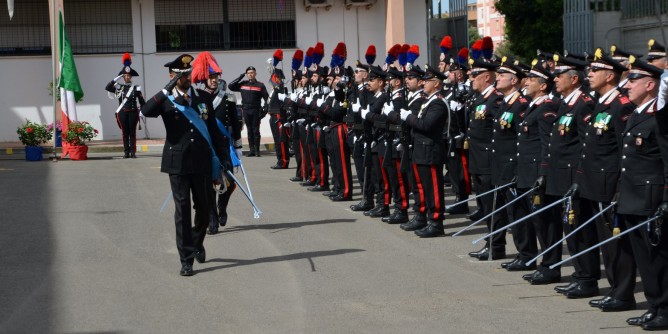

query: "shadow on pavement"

left=219, top=218, right=357, bottom=234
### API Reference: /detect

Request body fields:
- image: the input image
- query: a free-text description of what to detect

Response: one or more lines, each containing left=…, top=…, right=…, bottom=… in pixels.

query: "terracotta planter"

left=25, top=146, right=43, bottom=161
left=69, top=145, right=88, bottom=160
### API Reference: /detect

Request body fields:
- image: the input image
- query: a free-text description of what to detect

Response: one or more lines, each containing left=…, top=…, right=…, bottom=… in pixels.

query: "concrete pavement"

left=0, top=152, right=647, bottom=333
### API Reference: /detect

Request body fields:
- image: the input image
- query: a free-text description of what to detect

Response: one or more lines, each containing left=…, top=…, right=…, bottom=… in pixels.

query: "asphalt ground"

left=0, top=152, right=650, bottom=333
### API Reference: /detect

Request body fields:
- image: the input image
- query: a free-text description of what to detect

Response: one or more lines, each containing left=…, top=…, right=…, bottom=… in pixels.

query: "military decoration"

left=474, top=104, right=487, bottom=120
left=558, top=114, right=573, bottom=136
left=197, top=103, right=208, bottom=120
left=499, top=111, right=514, bottom=129
left=593, top=112, right=611, bottom=135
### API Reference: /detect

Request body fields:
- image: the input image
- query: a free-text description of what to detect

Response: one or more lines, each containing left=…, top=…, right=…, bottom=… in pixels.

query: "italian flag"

left=57, top=10, right=83, bottom=156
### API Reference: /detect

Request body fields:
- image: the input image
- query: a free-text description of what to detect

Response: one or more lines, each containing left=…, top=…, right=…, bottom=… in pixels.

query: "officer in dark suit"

left=229, top=66, right=269, bottom=157
left=141, top=54, right=231, bottom=276
left=349, top=62, right=376, bottom=212
left=105, top=53, right=145, bottom=158
left=535, top=54, right=597, bottom=290
left=568, top=48, right=636, bottom=310
left=465, top=58, right=507, bottom=260
left=517, top=60, right=561, bottom=282
left=618, top=58, right=668, bottom=330
left=398, top=65, right=448, bottom=237
left=267, top=68, right=290, bottom=169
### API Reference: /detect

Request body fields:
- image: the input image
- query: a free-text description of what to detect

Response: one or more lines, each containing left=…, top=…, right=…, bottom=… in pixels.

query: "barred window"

left=155, top=0, right=296, bottom=52
left=0, top=0, right=132, bottom=56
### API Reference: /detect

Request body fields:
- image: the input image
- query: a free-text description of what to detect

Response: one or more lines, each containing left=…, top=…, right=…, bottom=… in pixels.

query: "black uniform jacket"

left=491, top=90, right=530, bottom=186
left=141, top=89, right=228, bottom=176
left=467, top=86, right=504, bottom=175
left=577, top=89, right=635, bottom=202
left=406, top=92, right=448, bottom=165
left=618, top=99, right=668, bottom=216
left=516, top=95, right=559, bottom=189
left=228, top=78, right=268, bottom=109
left=364, top=91, right=388, bottom=154
left=105, top=81, right=145, bottom=111
left=541, top=88, right=595, bottom=196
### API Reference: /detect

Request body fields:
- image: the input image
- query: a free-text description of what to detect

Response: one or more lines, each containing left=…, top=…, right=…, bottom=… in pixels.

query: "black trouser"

left=243, top=107, right=261, bottom=151
left=209, top=181, right=237, bottom=229
left=309, top=126, right=329, bottom=188
left=116, top=109, right=139, bottom=154
left=291, top=122, right=302, bottom=178
left=582, top=199, right=636, bottom=301
left=270, top=113, right=290, bottom=167
left=169, top=173, right=210, bottom=266
left=505, top=187, right=538, bottom=262
left=472, top=173, right=507, bottom=251
left=446, top=148, right=470, bottom=199
left=372, top=151, right=388, bottom=206
left=623, top=214, right=668, bottom=317
left=350, top=131, right=374, bottom=202
left=534, top=195, right=564, bottom=274
left=298, top=122, right=313, bottom=181
left=385, top=156, right=410, bottom=211
left=328, top=125, right=353, bottom=198
left=561, top=198, right=601, bottom=283
left=416, top=163, right=445, bottom=222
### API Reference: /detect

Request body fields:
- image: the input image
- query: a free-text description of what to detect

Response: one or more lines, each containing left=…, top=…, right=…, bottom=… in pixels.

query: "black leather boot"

left=351, top=199, right=374, bottom=211
left=381, top=209, right=409, bottom=224
left=365, top=205, right=390, bottom=218
left=400, top=215, right=428, bottom=231
left=415, top=220, right=445, bottom=238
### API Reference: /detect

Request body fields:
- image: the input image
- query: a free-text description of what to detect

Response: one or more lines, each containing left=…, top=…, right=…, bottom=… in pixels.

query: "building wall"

left=476, top=0, right=505, bottom=47
left=0, top=0, right=427, bottom=142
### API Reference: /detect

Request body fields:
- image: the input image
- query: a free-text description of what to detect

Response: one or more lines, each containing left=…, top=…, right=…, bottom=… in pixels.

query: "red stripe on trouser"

left=316, top=131, right=326, bottom=186
left=460, top=150, right=471, bottom=194
left=277, top=115, right=288, bottom=166
left=339, top=126, right=350, bottom=197
left=308, top=140, right=317, bottom=182
left=412, top=163, right=426, bottom=213
left=394, top=159, right=408, bottom=210
left=378, top=156, right=390, bottom=205
left=299, top=142, right=306, bottom=179
left=430, top=165, right=442, bottom=221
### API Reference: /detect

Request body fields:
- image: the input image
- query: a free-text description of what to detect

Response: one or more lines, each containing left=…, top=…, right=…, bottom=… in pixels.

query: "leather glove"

left=164, top=73, right=182, bottom=92
left=316, top=97, right=325, bottom=107
left=305, top=97, right=313, bottom=105
left=237, top=73, right=245, bottom=81
left=564, top=183, right=580, bottom=198
left=361, top=106, right=370, bottom=119
left=222, top=160, right=233, bottom=172
left=234, top=148, right=243, bottom=160
left=533, top=176, right=546, bottom=190
left=296, top=118, right=306, bottom=125
left=352, top=100, right=361, bottom=113
left=653, top=202, right=668, bottom=219
left=400, top=108, right=411, bottom=121
left=278, top=93, right=287, bottom=101
left=382, top=103, right=394, bottom=116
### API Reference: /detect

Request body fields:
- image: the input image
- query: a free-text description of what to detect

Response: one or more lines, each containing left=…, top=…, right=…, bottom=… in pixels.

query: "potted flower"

left=63, top=121, right=98, bottom=160
left=16, top=120, right=53, bottom=161
left=47, top=121, right=63, bottom=147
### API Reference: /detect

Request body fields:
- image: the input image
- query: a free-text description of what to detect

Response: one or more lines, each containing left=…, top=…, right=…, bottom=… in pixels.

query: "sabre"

left=549, top=215, right=661, bottom=270
left=226, top=170, right=262, bottom=219
left=445, top=181, right=515, bottom=210
left=526, top=201, right=617, bottom=266
left=238, top=162, right=255, bottom=202
left=472, top=196, right=569, bottom=244
left=452, top=186, right=538, bottom=237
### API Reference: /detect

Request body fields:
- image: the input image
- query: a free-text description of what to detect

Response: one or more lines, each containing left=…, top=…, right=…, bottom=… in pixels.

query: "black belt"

left=242, top=105, right=261, bottom=109
left=388, top=124, right=402, bottom=132
left=352, top=124, right=364, bottom=130
left=373, top=121, right=387, bottom=129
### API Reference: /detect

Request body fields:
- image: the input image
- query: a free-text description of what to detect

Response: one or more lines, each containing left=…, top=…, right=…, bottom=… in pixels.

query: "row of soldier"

left=260, top=37, right=668, bottom=330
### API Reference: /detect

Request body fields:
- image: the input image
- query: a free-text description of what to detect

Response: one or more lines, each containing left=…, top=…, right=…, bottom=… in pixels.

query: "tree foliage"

left=494, top=0, right=564, bottom=61
left=468, top=26, right=481, bottom=47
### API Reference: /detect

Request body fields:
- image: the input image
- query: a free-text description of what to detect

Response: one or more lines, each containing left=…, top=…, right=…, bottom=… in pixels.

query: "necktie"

left=183, top=93, right=190, bottom=104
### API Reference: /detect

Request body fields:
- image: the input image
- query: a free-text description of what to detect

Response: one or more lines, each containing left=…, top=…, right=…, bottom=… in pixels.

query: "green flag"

left=57, top=10, right=83, bottom=103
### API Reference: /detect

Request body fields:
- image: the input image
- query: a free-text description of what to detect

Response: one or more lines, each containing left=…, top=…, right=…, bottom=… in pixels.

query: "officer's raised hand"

left=564, top=183, right=579, bottom=198
left=164, top=73, right=182, bottom=93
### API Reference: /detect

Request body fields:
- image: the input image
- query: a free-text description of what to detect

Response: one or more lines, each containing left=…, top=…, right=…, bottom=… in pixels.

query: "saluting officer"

left=229, top=66, right=269, bottom=157
left=105, top=53, right=145, bottom=158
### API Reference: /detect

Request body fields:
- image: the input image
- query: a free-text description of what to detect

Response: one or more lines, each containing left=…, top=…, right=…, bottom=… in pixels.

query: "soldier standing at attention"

left=229, top=66, right=269, bottom=157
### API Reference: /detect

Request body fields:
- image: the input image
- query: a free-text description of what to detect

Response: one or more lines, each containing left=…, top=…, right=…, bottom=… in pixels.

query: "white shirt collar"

left=598, top=87, right=618, bottom=104
left=481, top=85, right=494, bottom=96
left=529, top=94, right=548, bottom=108
left=503, top=89, right=518, bottom=103
left=636, top=98, right=656, bottom=114
left=562, top=86, right=582, bottom=104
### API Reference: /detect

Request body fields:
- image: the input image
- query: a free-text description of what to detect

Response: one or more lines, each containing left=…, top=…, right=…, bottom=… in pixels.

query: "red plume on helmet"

left=118, top=52, right=139, bottom=76
left=471, top=39, right=483, bottom=60
left=440, top=36, right=452, bottom=55
left=312, top=42, right=325, bottom=65
left=365, top=45, right=377, bottom=65
left=385, top=44, right=402, bottom=65
left=330, top=42, right=347, bottom=68
left=481, top=36, right=494, bottom=60
left=122, top=52, right=132, bottom=66
left=191, top=51, right=221, bottom=83
left=292, top=49, right=304, bottom=71
left=457, top=47, right=469, bottom=66
left=273, top=49, right=284, bottom=67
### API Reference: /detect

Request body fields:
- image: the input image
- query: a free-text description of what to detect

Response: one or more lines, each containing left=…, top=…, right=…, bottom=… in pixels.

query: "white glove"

left=296, top=118, right=306, bottom=125
left=235, top=148, right=243, bottom=159
left=382, top=103, right=394, bottom=116
left=658, top=71, right=668, bottom=110
left=290, top=92, right=298, bottom=102
left=450, top=100, right=462, bottom=111
left=278, top=93, right=287, bottom=101
left=311, top=122, right=318, bottom=127
left=305, top=97, right=313, bottom=105
left=400, top=108, right=411, bottom=121
left=323, top=126, right=330, bottom=132
left=114, top=75, right=123, bottom=82
left=352, top=100, right=361, bottom=113
left=353, top=136, right=358, bottom=142
left=316, top=97, right=325, bottom=107
left=361, top=106, right=370, bottom=119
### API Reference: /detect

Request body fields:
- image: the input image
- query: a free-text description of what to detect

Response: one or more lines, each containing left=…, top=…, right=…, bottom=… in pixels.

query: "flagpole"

left=51, top=0, right=58, bottom=161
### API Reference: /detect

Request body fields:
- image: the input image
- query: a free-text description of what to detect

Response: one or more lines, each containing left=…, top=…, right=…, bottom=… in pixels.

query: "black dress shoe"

left=289, top=176, right=303, bottom=182
left=627, top=311, right=657, bottom=326
left=351, top=200, right=374, bottom=211
left=642, top=315, right=668, bottom=330
left=565, top=281, right=599, bottom=299
left=501, top=258, right=519, bottom=269
left=331, top=194, right=352, bottom=202
left=300, top=180, right=316, bottom=187
left=218, top=212, right=228, bottom=227
left=367, top=205, right=390, bottom=218
left=308, top=185, right=329, bottom=192
left=529, top=271, right=561, bottom=285
left=446, top=204, right=470, bottom=215
left=415, top=221, right=445, bottom=238
left=381, top=210, right=409, bottom=224
left=195, top=248, right=206, bottom=264
left=400, top=216, right=428, bottom=231
left=468, top=247, right=488, bottom=258
left=206, top=226, right=218, bottom=235
left=130, top=152, right=136, bottom=158
left=466, top=208, right=484, bottom=221
left=179, top=264, right=193, bottom=276
left=246, top=151, right=256, bottom=157
left=476, top=249, right=506, bottom=261
left=523, top=271, right=539, bottom=281
left=554, top=281, right=580, bottom=294
left=123, top=152, right=130, bottom=159
left=506, top=259, right=537, bottom=271
left=598, top=297, right=636, bottom=312
left=270, top=164, right=287, bottom=169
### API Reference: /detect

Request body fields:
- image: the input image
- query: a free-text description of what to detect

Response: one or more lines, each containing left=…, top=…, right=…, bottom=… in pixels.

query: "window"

left=0, top=0, right=132, bottom=56
left=155, top=0, right=296, bottom=52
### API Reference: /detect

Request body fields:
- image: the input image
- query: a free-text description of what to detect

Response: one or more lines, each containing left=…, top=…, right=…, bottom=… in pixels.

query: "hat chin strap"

left=171, top=68, right=193, bottom=74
